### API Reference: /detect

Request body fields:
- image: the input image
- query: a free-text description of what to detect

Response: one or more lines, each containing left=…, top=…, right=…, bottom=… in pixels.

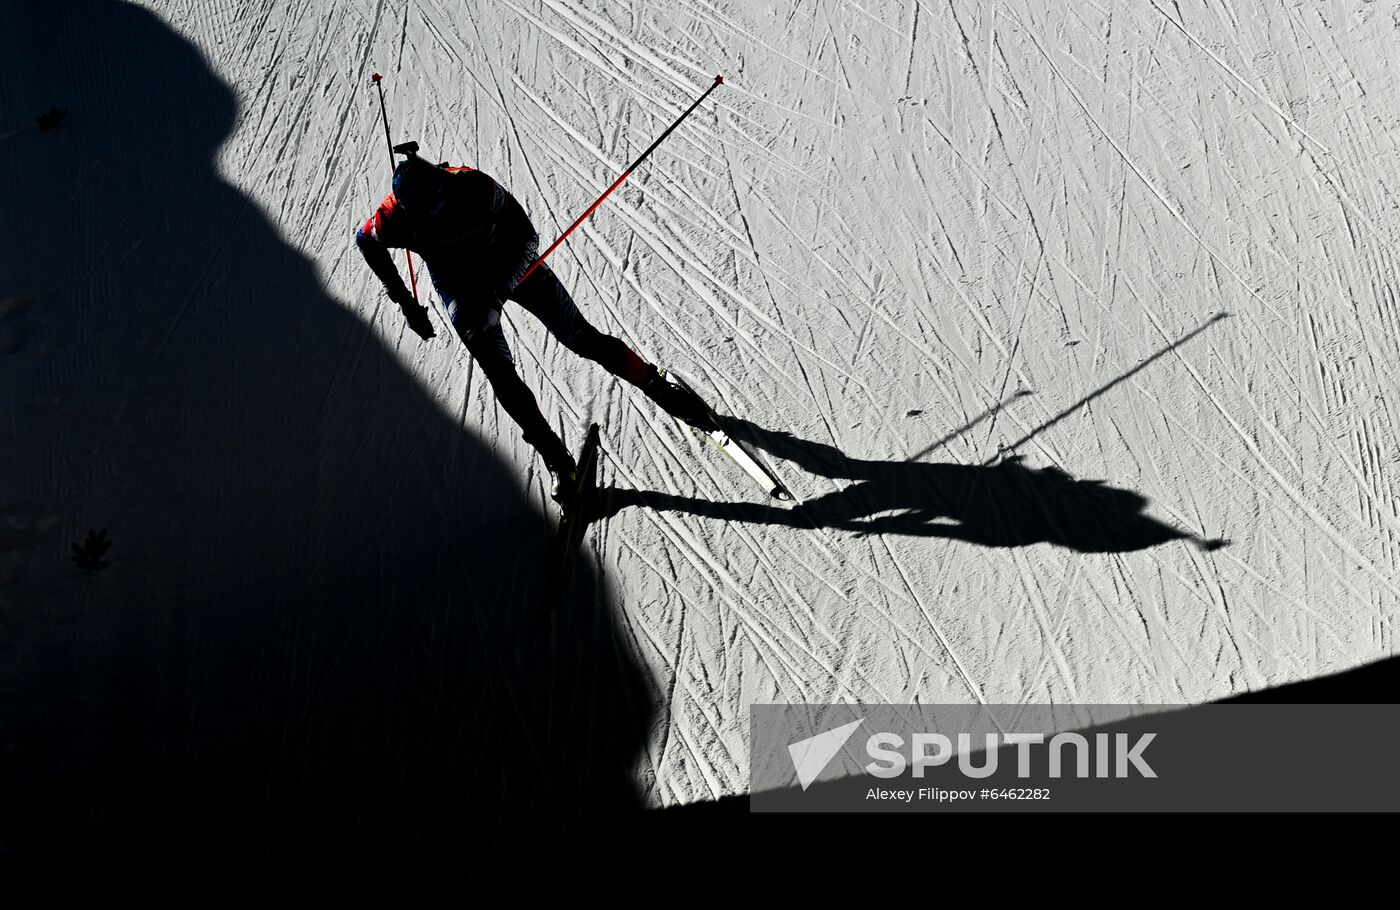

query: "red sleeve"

left=357, top=193, right=406, bottom=247
left=355, top=193, right=411, bottom=300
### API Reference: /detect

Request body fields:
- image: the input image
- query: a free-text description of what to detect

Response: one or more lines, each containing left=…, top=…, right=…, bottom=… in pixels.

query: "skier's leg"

left=508, top=264, right=713, bottom=427
left=453, top=298, right=575, bottom=490
left=508, top=263, right=653, bottom=386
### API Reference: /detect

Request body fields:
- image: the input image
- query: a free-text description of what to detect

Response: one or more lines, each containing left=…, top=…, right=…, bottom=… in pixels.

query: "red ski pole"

left=516, top=75, right=724, bottom=287
left=370, top=72, right=419, bottom=301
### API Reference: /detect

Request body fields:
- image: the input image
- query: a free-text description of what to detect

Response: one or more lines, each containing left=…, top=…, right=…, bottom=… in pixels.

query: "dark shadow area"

left=603, top=420, right=1225, bottom=553
left=0, top=0, right=650, bottom=882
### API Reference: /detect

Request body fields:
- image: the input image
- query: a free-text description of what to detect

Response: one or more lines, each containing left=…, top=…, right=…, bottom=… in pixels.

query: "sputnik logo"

left=787, top=718, right=865, bottom=790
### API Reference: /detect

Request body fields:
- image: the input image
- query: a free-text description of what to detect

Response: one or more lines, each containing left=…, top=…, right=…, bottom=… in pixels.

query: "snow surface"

left=4, top=0, right=1400, bottom=823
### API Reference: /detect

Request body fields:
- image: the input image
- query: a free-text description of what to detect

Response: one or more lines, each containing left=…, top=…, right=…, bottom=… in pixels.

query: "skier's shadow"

left=0, top=0, right=648, bottom=878
left=604, top=419, right=1226, bottom=553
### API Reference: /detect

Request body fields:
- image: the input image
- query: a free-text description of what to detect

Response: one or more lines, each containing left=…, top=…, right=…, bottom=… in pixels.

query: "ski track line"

left=611, top=549, right=685, bottom=803
left=785, top=506, right=1006, bottom=690
left=613, top=537, right=693, bottom=684
left=1077, top=343, right=1378, bottom=633
left=873, top=532, right=992, bottom=708
left=1188, top=310, right=1397, bottom=543
left=1085, top=556, right=1188, bottom=695
left=1180, top=542, right=1264, bottom=682
left=948, top=4, right=1073, bottom=368
left=670, top=1, right=844, bottom=90
left=1072, top=260, right=1372, bottom=552
left=1132, top=273, right=1321, bottom=472
left=596, top=419, right=948, bottom=714
left=823, top=242, right=1000, bottom=423
left=1008, top=9, right=1287, bottom=323
left=596, top=199, right=876, bottom=402
left=860, top=226, right=974, bottom=415
left=915, top=114, right=1155, bottom=391
left=1129, top=289, right=1400, bottom=599
left=714, top=113, right=839, bottom=458
left=980, top=234, right=1049, bottom=456
left=742, top=516, right=972, bottom=706
left=840, top=0, right=912, bottom=43
left=711, top=517, right=853, bottom=661
left=1138, top=399, right=1384, bottom=633
left=1163, top=379, right=1399, bottom=609
left=631, top=445, right=863, bottom=686
left=1144, top=0, right=1332, bottom=156
left=639, top=585, right=748, bottom=803
left=501, top=0, right=825, bottom=181
left=562, top=190, right=798, bottom=367
left=1021, top=548, right=1087, bottom=702
left=908, top=221, right=1046, bottom=412
left=598, top=442, right=882, bottom=704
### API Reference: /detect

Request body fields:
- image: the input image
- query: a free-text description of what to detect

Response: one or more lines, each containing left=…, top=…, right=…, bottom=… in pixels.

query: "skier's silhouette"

left=604, top=419, right=1227, bottom=553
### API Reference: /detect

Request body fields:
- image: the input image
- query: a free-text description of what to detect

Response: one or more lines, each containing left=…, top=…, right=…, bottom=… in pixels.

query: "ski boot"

left=545, top=450, right=579, bottom=506
left=642, top=368, right=717, bottom=431
left=528, top=431, right=579, bottom=506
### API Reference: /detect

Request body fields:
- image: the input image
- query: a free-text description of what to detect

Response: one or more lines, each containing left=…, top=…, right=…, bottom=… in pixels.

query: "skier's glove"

left=389, top=289, right=436, bottom=340
left=401, top=300, right=436, bottom=340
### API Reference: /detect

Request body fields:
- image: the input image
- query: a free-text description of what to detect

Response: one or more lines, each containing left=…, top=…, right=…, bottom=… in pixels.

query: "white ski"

left=662, top=371, right=792, bottom=502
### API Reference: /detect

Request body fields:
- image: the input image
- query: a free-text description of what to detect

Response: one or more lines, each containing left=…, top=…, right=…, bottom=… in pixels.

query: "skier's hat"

left=391, top=141, right=448, bottom=214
